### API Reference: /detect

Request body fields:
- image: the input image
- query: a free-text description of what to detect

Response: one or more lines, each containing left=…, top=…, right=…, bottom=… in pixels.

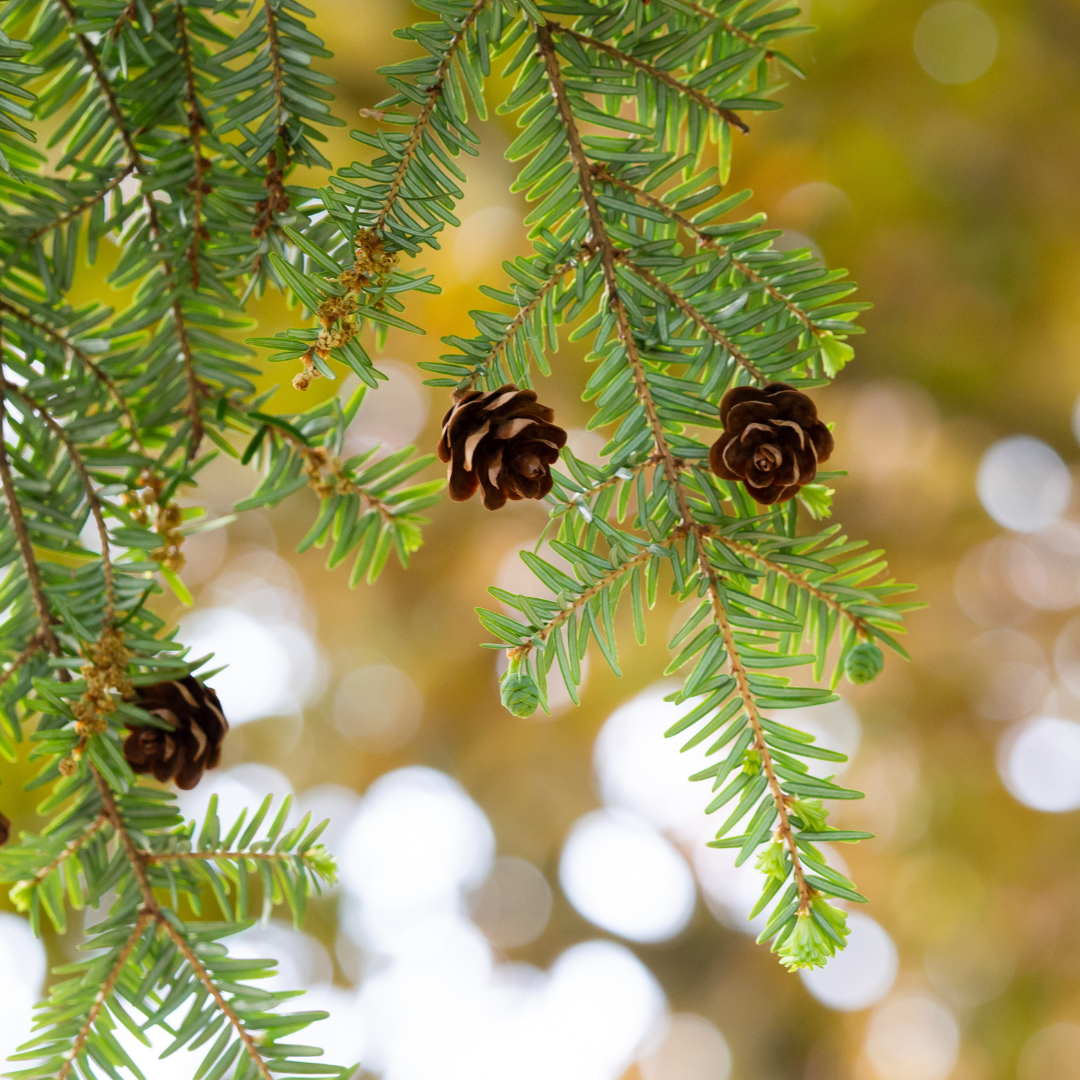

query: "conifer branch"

left=615, top=253, right=766, bottom=382
left=595, top=167, right=824, bottom=341
left=0, top=630, right=47, bottom=688
left=5, top=382, right=117, bottom=623
left=0, top=380, right=64, bottom=663
left=27, top=812, right=108, bottom=887
left=547, top=22, right=752, bottom=133
left=157, top=916, right=274, bottom=1080
left=24, top=161, right=137, bottom=243
left=682, top=0, right=776, bottom=57
left=175, top=1, right=207, bottom=290
left=374, top=0, right=489, bottom=235
left=55, top=909, right=155, bottom=1080
left=698, top=547, right=813, bottom=912
left=0, top=299, right=147, bottom=453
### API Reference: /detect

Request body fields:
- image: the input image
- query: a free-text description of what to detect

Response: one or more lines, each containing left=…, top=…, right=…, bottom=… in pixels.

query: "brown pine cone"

left=438, top=385, right=567, bottom=511
left=123, top=675, right=228, bottom=790
left=709, top=382, right=833, bottom=505
left=0, top=811, right=9, bottom=847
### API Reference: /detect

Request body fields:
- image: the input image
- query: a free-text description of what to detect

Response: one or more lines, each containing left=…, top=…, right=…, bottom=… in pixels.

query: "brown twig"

left=5, top=382, right=116, bottom=625
left=697, top=546, right=812, bottom=911
left=93, top=770, right=158, bottom=906
left=56, top=909, right=154, bottom=1080
left=374, top=0, right=490, bottom=234
left=537, top=24, right=813, bottom=911
left=594, top=167, right=823, bottom=341
left=615, top=254, right=766, bottom=382
left=718, top=533, right=873, bottom=641
left=25, top=161, right=138, bottom=243
left=0, top=299, right=146, bottom=453
left=175, top=1, right=209, bottom=290
left=157, top=916, right=274, bottom=1080
left=0, top=379, right=65, bottom=665
left=28, top=813, right=109, bottom=887
left=682, top=0, right=775, bottom=58
left=0, top=630, right=47, bottom=689
left=548, top=22, right=751, bottom=134
left=54, top=0, right=204, bottom=457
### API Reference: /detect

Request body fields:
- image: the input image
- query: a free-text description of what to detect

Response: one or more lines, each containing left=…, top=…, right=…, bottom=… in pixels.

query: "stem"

left=54, top=0, right=203, bottom=456
left=617, top=254, right=766, bottom=382
left=467, top=250, right=582, bottom=387
left=374, top=0, right=489, bottom=234
left=0, top=380, right=64, bottom=664
left=718, top=533, right=872, bottom=641
left=157, top=916, right=274, bottom=1080
left=25, top=161, right=138, bottom=243
left=595, top=167, right=823, bottom=341
left=698, top=547, right=812, bottom=911
left=94, top=769, right=158, bottom=907
left=0, top=630, right=47, bottom=688
left=683, top=0, right=775, bottom=58
left=150, top=849, right=306, bottom=862
left=0, top=299, right=146, bottom=453
left=5, top=382, right=116, bottom=625
left=175, top=0, right=207, bottom=290
left=29, top=813, right=109, bottom=887
left=538, top=24, right=813, bottom=910
left=548, top=22, right=751, bottom=133
left=56, top=909, right=154, bottom=1080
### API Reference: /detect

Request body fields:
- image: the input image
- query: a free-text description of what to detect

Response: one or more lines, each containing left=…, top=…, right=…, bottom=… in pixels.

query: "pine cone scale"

left=439, top=384, right=567, bottom=511
left=123, top=676, right=228, bottom=790
left=709, top=382, right=833, bottom=505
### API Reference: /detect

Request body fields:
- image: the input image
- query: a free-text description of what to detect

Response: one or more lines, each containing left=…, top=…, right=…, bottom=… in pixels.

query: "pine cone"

left=438, top=385, right=567, bottom=510
left=709, top=382, right=833, bottom=505
left=0, top=811, right=9, bottom=847
left=123, top=675, right=228, bottom=790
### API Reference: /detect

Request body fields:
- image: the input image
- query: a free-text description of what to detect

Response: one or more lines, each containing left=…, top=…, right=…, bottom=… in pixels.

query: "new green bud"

left=845, top=641, right=884, bottom=685
left=500, top=667, right=539, bottom=718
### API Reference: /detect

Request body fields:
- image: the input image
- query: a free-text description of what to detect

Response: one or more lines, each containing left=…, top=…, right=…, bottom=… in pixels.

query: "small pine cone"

left=438, top=385, right=567, bottom=510
left=845, top=641, right=884, bottom=685
left=709, top=382, right=834, bottom=505
left=123, top=675, right=228, bottom=790
left=0, top=811, right=9, bottom=847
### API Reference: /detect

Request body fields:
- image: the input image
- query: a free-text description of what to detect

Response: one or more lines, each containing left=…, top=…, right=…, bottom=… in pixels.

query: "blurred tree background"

left=6, top=1, right=1080, bottom=1078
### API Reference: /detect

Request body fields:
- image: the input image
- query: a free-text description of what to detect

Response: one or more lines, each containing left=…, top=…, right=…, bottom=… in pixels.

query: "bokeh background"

left=5, top=1, right=1080, bottom=1078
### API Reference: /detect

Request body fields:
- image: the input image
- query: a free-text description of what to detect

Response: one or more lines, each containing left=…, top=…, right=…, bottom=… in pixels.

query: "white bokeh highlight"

left=639, top=1013, right=732, bottom=1080
left=800, top=913, right=898, bottom=1011
left=0, top=914, right=47, bottom=1064
left=864, top=995, right=960, bottom=1080
left=559, top=810, right=696, bottom=943
left=976, top=436, right=1071, bottom=534
left=999, top=717, right=1080, bottom=812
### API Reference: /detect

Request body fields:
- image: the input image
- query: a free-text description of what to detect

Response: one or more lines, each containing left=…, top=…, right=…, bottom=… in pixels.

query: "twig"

left=28, top=813, right=109, bottom=888
left=0, top=378, right=65, bottom=664
left=682, top=0, right=775, bottom=58
left=150, top=849, right=304, bottom=862
left=537, top=24, right=813, bottom=911
left=0, top=630, right=47, bottom=689
left=25, top=161, right=138, bottom=243
left=594, top=167, right=823, bottom=341
left=698, top=551, right=812, bottom=911
left=5, top=382, right=116, bottom=625
left=56, top=909, right=154, bottom=1080
left=93, top=770, right=158, bottom=907
left=175, top=1, right=209, bottom=290
left=717, top=533, right=873, bottom=641
left=616, top=254, right=766, bottom=382
left=548, top=22, right=751, bottom=134
left=157, top=916, right=274, bottom=1080
left=0, top=299, right=146, bottom=453
left=374, top=0, right=490, bottom=234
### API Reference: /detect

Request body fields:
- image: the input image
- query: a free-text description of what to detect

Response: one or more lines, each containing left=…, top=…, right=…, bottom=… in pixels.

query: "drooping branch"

left=24, top=161, right=138, bottom=243
left=55, top=909, right=155, bottom=1080
left=537, top=22, right=814, bottom=912
left=596, top=167, right=824, bottom=341
left=5, top=382, right=117, bottom=624
left=617, top=254, right=766, bottom=382
left=374, top=0, right=489, bottom=235
left=547, top=22, right=751, bottom=133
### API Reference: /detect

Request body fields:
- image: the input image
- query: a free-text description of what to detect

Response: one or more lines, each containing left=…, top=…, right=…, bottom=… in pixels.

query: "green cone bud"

left=845, top=641, right=884, bottom=685
left=500, top=667, right=539, bottom=718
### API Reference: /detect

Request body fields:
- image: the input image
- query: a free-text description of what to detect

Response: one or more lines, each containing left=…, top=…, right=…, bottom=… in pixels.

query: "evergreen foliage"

left=0, top=0, right=919, bottom=1071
